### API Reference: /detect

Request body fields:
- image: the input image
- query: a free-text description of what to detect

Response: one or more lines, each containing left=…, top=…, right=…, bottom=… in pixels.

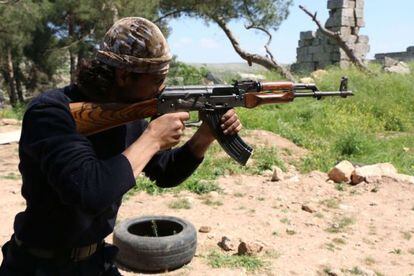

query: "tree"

left=43, top=0, right=162, bottom=84
left=0, top=0, right=42, bottom=105
left=157, top=0, right=295, bottom=81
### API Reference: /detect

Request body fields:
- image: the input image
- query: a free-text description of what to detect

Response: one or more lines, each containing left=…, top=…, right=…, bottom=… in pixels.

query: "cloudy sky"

left=167, top=0, right=414, bottom=64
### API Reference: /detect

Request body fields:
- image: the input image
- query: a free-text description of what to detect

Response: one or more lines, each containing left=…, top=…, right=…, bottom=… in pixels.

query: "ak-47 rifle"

left=70, top=77, right=353, bottom=165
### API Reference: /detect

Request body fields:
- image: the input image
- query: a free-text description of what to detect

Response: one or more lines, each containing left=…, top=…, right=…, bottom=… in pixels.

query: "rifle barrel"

left=294, top=91, right=353, bottom=98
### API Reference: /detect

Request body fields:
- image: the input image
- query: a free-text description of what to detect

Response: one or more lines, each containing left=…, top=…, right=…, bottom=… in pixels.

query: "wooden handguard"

left=260, top=81, right=293, bottom=91
left=244, top=92, right=295, bottom=108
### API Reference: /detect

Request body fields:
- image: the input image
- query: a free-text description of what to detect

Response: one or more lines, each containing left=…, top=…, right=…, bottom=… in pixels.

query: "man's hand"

left=219, top=109, right=242, bottom=136
left=123, top=112, right=189, bottom=178
left=186, top=109, right=242, bottom=159
left=198, top=109, right=242, bottom=140
left=145, top=112, right=189, bottom=151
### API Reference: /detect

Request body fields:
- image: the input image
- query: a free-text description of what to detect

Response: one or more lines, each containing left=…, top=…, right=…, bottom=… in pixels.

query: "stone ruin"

left=375, top=46, right=414, bottom=63
left=292, top=0, right=370, bottom=72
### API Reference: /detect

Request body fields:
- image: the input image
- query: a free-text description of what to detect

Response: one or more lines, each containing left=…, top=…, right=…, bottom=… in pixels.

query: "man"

left=0, top=17, right=241, bottom=275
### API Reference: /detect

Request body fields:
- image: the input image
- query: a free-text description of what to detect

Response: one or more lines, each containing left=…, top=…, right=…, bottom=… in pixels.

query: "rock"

left=299, top=77, right=315, bottom=84
left=311, top=69, right=328, bottom=80
left=325, top=268, right=343, bottom=276
left=383, top=57, right=411, bottom=75
left=262, top=169, right=273, bottom=177
left=351, top=163, right=398, bottom=184
left=183, top=196, right=195, bottom=206
left=218, top=236, right=236, bottom=251
left=238, top=72, right=266, bottom=81
left=357, top=267, right=376, bottom=276
left=328, top=160, right=355, bottom=183
left=208, top=191, right=219, bottom=199
left=1, top=118, right=20, bottom=125
left=383, top=56, right=399, bottom=67
left=286, top=175, right=300, bottom=183
left=387, top=173, right=414, bottom=185
left=199, top=226, right=212, bottom=233
left=205, top=71, right=223, bottom=84
left=271, top=166, right=285, bottom=182
left=301, top=204, right=316, bottom=213
left=237, top=241, right=263, bottom=256
left=385, top=62, right=411, bottom=75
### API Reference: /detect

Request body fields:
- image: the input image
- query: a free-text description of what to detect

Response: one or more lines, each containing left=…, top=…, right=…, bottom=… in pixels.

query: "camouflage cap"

left=96, top=17, right=172, bottom=74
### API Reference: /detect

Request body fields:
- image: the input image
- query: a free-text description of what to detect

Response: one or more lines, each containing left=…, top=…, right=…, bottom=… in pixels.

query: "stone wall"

left=375, top=46, right=414, bottom=63
left=292, top=0, right=370, bottom=72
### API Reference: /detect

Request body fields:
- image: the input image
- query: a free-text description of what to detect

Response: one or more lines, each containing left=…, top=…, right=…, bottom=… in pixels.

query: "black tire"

left=113, top=216, right=197, bottom=272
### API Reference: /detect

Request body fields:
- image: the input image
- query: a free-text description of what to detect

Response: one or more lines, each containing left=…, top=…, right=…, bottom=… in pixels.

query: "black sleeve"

left=20, top=103, right=136, bottom=214
left=143, top=141, right=204, bottom=188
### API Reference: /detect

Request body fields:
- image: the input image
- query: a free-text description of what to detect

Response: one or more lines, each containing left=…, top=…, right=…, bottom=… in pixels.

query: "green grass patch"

left=285, top=229, right=296, bottom=235
left=201, top=198, right=223, bottom=207
left=335, top=183, right=347, bottom=191
left=325, top=242, right=336, bottom=252
left=402, top=231, right=412, bottom=240
left=348, top=266, right=366, bottom=275
left=332, top=237, right=346, bottom=245
left=0, top=103, right=25, bottom=120
left=126, top=143, right=287, bottom=197
left=320, top=198, right=341, bottom=209
left=168, top=198, right=192, bottom=209
left=1, top=172, right=21, bottom=180
left=364, top=256, right=376, bottom=266
left=389, top=248, right=402, bottom=255
left=326, top=216, right=355, bottom=233
left=280, top=218, right=290, bottom=224
left=236, top=64, right=414, bottom=175
left=206, top=250, right=264, bottom=272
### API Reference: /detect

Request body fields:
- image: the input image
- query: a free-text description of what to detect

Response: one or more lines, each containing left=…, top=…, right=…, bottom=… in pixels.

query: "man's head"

left=77, top=17, right=171, bottom=102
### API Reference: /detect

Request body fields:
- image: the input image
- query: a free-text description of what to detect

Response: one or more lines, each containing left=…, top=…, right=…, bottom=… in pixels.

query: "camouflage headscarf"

left=96, top=17, right=172, bottom=75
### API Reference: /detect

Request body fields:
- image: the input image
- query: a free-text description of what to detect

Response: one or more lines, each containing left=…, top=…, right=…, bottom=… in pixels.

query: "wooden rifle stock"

left=69, top=98, right=158, bottom=136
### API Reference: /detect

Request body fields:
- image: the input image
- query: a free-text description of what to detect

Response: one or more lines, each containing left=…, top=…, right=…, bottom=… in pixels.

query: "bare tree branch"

left=152, top=8, right=295, bottom=81
left=154, top=9, right=190, bottom=23
left=299, top=5, right=372, bottom=74
left=0, top=0, right=19, bottom=4
left=245, top=24, right=272, bottom=46
left=214, top=16, right=295, bottom=81
left=242, top=0, right=284, bottom=72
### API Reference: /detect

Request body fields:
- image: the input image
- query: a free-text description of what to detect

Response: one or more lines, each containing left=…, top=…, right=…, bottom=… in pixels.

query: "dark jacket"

left=13, top=85, right=202, bottom=249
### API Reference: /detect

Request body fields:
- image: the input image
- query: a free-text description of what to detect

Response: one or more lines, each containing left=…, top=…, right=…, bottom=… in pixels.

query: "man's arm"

left=21, top=103, right=137, bottom=214
left=122, top=112, right=189, bottom=178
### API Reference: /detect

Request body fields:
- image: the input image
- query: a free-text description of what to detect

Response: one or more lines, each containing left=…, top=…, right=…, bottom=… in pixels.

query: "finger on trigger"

left=177, top=111, right=190, bottom=121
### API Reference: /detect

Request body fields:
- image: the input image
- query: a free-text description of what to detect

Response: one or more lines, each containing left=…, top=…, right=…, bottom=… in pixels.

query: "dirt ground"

left=0, top=124, right=413, bottom=276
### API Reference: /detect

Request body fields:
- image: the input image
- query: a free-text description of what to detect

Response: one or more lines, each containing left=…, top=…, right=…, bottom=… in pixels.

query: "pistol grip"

left=201, top=110, right=253, bottom=166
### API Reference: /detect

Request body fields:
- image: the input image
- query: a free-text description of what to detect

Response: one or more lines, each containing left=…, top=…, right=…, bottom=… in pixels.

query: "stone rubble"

left=293, top=0, right=370, bottom=72
left=327, top=161, right=414, bottom=185
left=328, top=160, right=355, bottom=183
left=382, top=57, right=411, bottom=75
left=217, top=236, right=236, bottom=251
left=237, top=241, right=263, bottom=256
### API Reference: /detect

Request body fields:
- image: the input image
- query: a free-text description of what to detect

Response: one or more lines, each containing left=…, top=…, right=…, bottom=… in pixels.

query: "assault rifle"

left=70, top=77, right=353, bottom=165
